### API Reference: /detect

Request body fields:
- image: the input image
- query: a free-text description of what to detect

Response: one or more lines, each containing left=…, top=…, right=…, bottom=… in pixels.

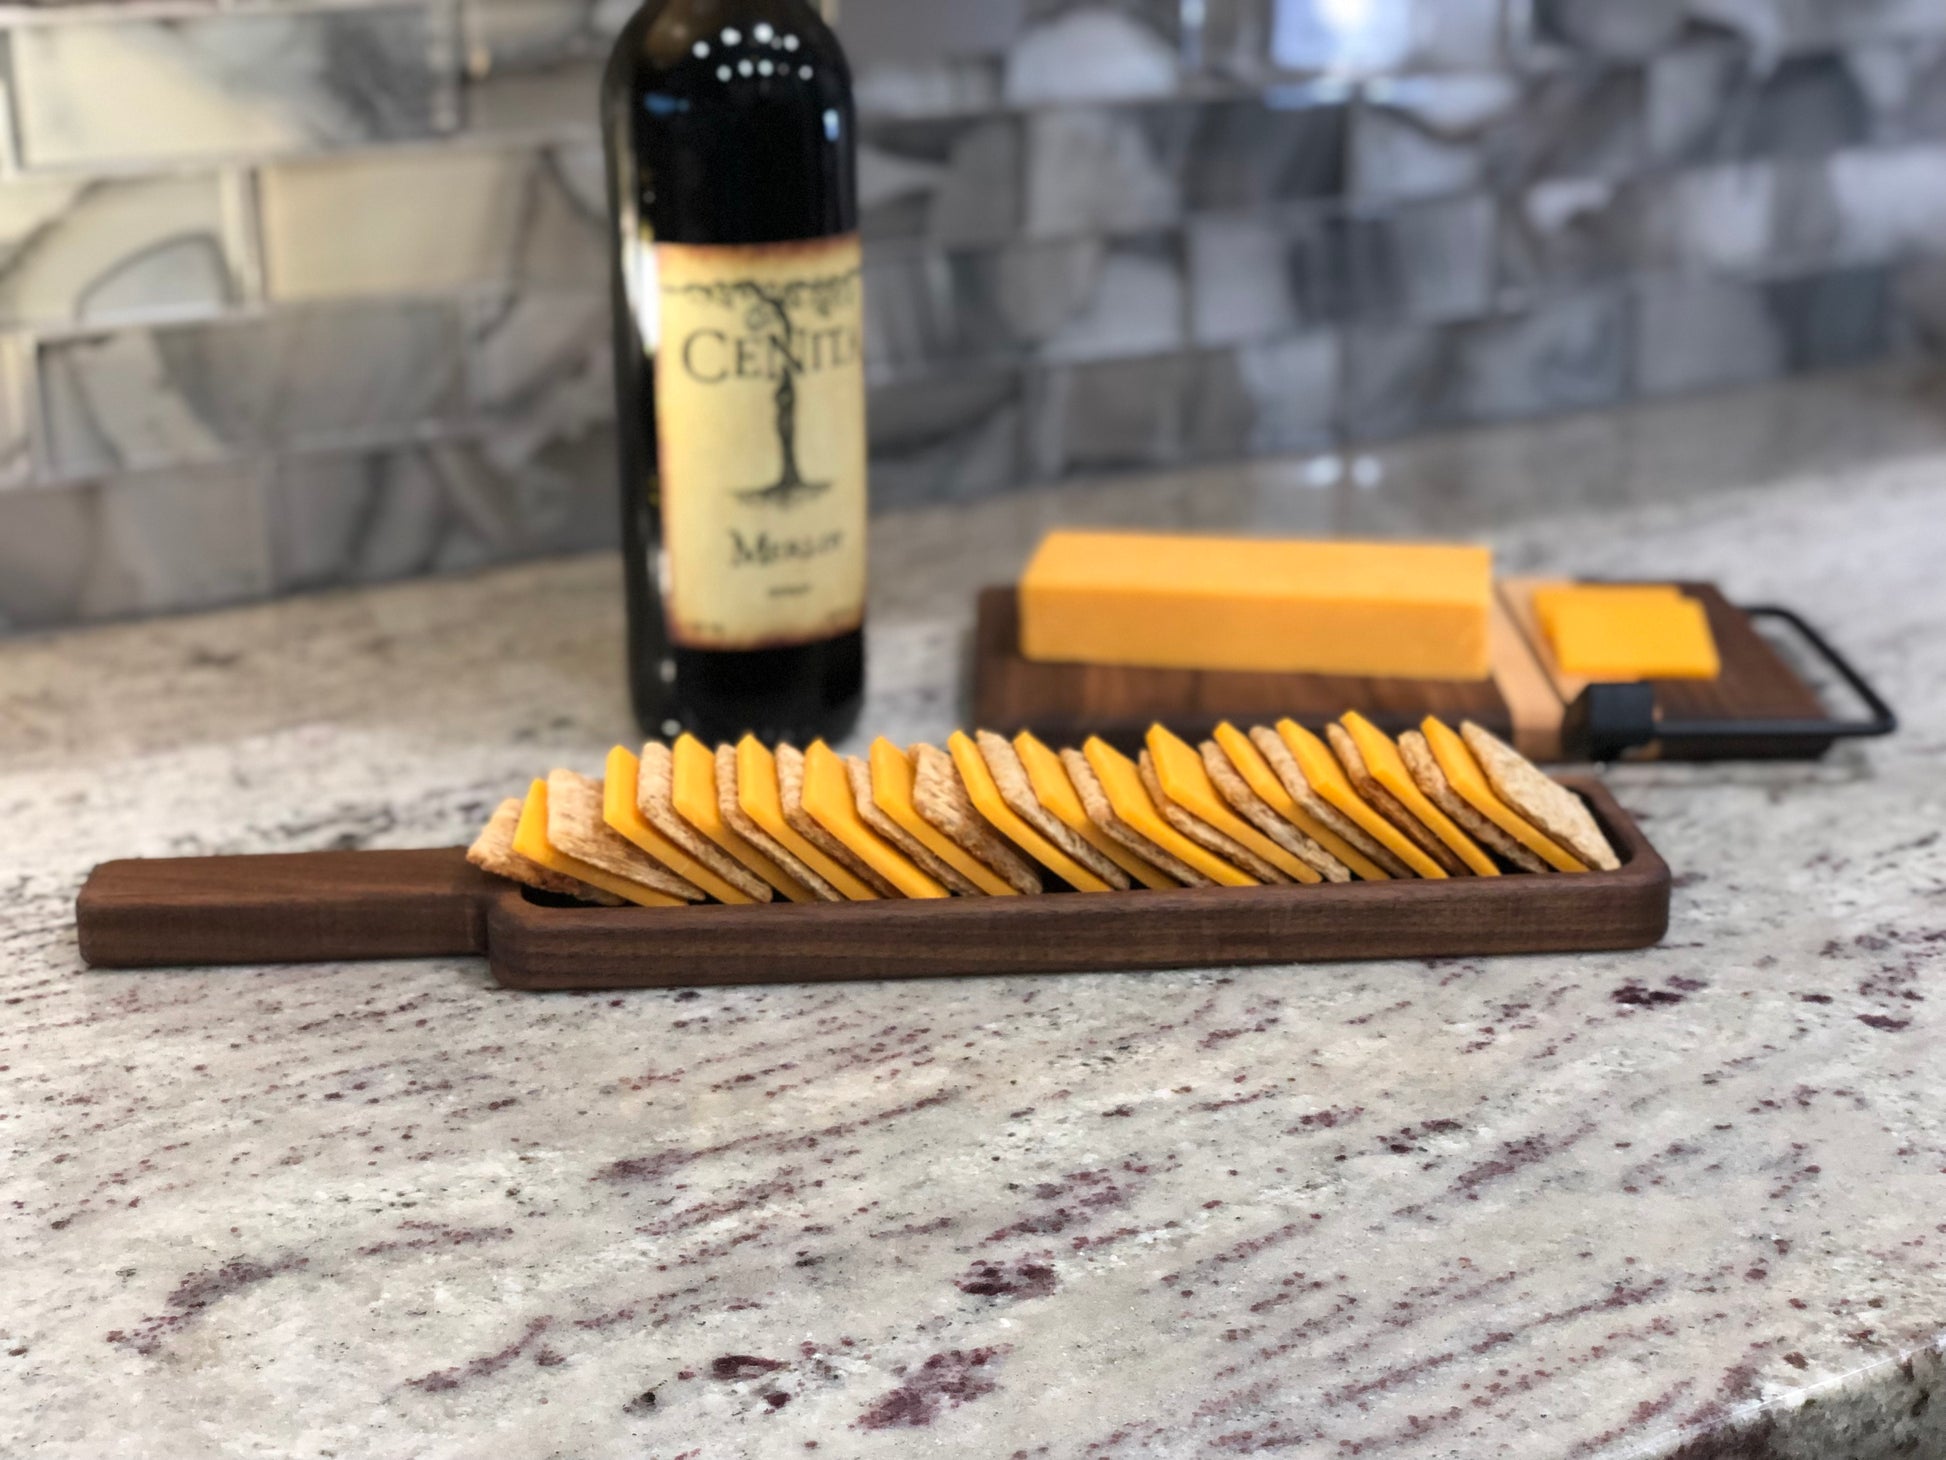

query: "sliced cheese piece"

left=1081, top=738, right=1258, bottom=888
left=802, top=741, right=948, bottom=899
left=777, top=744, right=898, bottom=898
left=1533, top=584, right=1721, bottom=680
left=1014, top=731, right=1175, bottom=890
left=869, top=738, right=1024, bottom=897
left=948, top=730, right=1112, bottom=892
left=1146, top=725, right=1322, bottom=884
left=1020, top=530, right=1493, bottom=680
left=1275, top=721, right=1448, bottom=879
left=847, top=755, right=983, bottom=895
left=671, top=734, right=817, bottom=902
left=603, top=746, right=760, bottom=904
left=510, top=778, right=683, bottom=908
left=735, top=736, right=880, bottom=901
left=1210, top=723, right=1390, bottom=882
left=1421, top=717, right=1587, bottom=874
left=1338, top=713, right=1499, bottom=877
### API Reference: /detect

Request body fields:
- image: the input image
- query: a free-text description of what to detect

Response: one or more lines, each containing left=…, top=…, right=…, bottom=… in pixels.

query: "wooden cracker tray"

left=77, top=780, right=1668, bottom=991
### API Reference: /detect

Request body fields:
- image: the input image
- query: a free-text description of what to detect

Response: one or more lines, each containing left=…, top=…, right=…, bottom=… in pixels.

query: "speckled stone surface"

left=3, top=381, right=1944, bottom=1458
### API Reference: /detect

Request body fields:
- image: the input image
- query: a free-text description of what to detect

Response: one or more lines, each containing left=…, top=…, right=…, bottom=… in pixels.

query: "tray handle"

left=77, top=848, right=494, bottom=970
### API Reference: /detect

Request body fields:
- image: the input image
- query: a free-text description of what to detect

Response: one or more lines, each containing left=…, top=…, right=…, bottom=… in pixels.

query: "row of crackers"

left=467, top=713, right=1619, bottom=908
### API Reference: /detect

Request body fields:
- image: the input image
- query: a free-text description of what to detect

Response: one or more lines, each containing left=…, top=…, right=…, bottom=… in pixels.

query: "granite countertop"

left=3, top=373, right=1944, bottom=1458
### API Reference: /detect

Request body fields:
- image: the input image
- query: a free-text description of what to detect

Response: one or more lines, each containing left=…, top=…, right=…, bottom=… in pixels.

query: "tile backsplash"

left=2, top=0, right=1945, bottom=631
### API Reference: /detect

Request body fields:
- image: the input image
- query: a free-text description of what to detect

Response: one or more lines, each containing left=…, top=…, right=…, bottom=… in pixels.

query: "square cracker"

left=775, top=744, right=899, bottom=898
left=1398, top=731, right=1549, bottom=875
left=847, top=755, right=984, bottom=896
left=909, top=744, right=1043, bottom=896
left=546, top=769, right=706, bottom=900
left=1462, top=721, right=1620, bottom=871
left=1248, top=726, right=1414, bottom=879
left=1199, top=742, right=1350, bottom=883
left=1059, top=747, right=1208, bottom=887
left=977, top=730, right=1130, bottom=891
left=638, top=742, right=772, bottom=901
left=1137, top=750, right=1287, bottom=884
left=716, top=743, right=843, bottom=902
left=1325, top=723, right=1469, bottom=876
left=468, top=798, right=624, bottom=905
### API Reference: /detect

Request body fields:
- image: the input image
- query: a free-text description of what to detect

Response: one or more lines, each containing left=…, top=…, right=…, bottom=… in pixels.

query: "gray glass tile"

left=1342, top=194, right=1496, bottom=324
left=1894, top=257, right=1946, bottom=357
left=1188, top=210, right=1344, bottom=345
left=1634, top=275, right=1787, bottom=395
left=1005, top=0, right=1184, bottom=105
left=1351, top=74, right=1521, bottom=200
left=1183, top=92, right=1350, bottom=211
left=465, top=290, right=612, bottom=449
left=1023, top=105, right=1191, bottom=238
left=13, top=9, right=443, bottom=167
left=1499, top=177, right=1640, bottom=289
left=853, top=58, right=1005, bottom=119
left=461, top=0, right=617, bottom=136
left=39, top=302, right=467, bottom=479
left=1634, top=158, right=1841, bottom=277
left=1344, top=289, right=1631, bottom=438
left=1531, top=0, right=1687, bottom=61
left=1268, top=0, right=1504, bottom=75
left=868, top=369, right=1026, bottom=509
left=1185, top=333, right=1339, bottom=459
left=840, top=0, right=1026, bottom=65
left=0, top=465, right=270, bottom=633
left=1027, top=353, right=1194, bottom=478
left=1651, top=43, right=1870, bottom=163
left=1489, top=68, right=1646, bottom=186
left=861, top=116, right=1022, bottom=246
left=1765, top=265, right=1896, bottom=372
left=1827, top=146, right=1946, bottom=266
left=1686, top=0, right=1946, bottom=55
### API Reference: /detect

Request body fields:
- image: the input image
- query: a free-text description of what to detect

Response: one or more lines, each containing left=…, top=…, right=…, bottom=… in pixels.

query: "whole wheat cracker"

left=1323, top=724, right=1470, bottom=876
left=909, top=744, right=1043, bottom=895
left=976, top=730, right=1130, bottom=891
left=1137, top=750, right=1286, bottom=883
left=775, top=744, right=899, bottom=898
left=846, top=756, right=984, bottom=896
left=468, top=798, right=624, bottom=905
left=1461, top=721, right=1620, bottom=871
left=1398, top=731, right=1549, bottom=875
left=716, top=743, right=843, bottom=902
left=1249, top=725, right=1414, bottom=879
left=638, top=742, right=772, bottom=901
left=1059, top=747, right=1208, bottom=887
left=1199, top=742, right=1351, bottom=883
left=546, top=769, right=706, bottom=901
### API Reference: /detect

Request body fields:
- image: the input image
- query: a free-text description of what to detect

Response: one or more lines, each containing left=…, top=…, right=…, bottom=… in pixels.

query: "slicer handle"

left=77, top=849, right=494, bottom=969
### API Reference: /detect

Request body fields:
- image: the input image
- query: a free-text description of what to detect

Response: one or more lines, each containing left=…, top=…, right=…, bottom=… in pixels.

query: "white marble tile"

left=1004, top=6, right=1181, bottom=104
left=261, top=145, right=604, bottom=301
left=461, top=0, right=624, bottom=136
left=1022, top=106, right=1187, bottom=238
left=12, top=9, right=444, bottom=167
left=860, top=116, right=1021, bottom=245
left=465, top=289, right=612, bottom=461
left=0, top=174, right=246, bottom=327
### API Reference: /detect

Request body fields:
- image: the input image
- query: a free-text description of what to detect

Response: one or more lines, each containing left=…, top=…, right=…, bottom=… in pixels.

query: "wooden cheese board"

left=972, top=581, right=1895, bottom=763
left=77, top=779, right=1668, bottom=990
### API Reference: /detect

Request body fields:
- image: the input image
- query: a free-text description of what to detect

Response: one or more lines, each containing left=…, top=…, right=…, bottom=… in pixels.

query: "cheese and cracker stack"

left=468, top=714, right=1619, bottom=909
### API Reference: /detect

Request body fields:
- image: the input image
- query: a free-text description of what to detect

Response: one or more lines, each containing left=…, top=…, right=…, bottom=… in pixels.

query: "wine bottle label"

left=653, top=234, right=868, bottom=651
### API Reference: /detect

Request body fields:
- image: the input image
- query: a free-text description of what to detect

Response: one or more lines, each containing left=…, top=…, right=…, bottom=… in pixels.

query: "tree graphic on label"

left=669, top=267, right=860, bottom=510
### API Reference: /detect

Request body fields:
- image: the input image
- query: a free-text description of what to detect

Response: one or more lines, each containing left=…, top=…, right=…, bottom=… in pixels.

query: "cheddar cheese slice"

left=947, top=731, right=1113, bottom=892
left=1275, top=721, right=1448, bottom=879
left=1146, top=725, right=1322, bottom=885
left=802, top=742, right=948, bottom=899
left=671, top=734, right=816, bottom=902
left=1338, top=713, right=1499, bottom=877
left=1210, top=723, right=1390, bottom=881
left=510, top=778, right=683, bottom=908
left=869, top=738, right=1023, bottom=896
left=1532, top=584, right=1721, bottom=680
left=1014, top=731, right=1175, bottom=890
left=1081, top=738, right=1257, bottom=888
left=1421, top=718, right=1587, bottom=874
left=603, top=746, right=761, bottom=904
left=735, top=736, right=880, bottom=901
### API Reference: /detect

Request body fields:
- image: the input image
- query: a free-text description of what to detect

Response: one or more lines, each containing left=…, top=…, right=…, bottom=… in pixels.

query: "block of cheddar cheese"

left=1019, top=530, right=1493, bottom=680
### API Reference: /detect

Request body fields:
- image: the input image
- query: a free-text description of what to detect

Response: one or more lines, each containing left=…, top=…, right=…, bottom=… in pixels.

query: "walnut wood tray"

left=76, top=780, right=1668, bottom=990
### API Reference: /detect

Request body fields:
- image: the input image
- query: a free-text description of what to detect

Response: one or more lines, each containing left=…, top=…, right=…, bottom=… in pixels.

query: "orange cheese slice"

left=1532, top=584, right=1721, bottom=680
left=1146, top=725, right=1323, bottom=884
left=1420, top=717, right=1587, bottom=874
left=510, top=778, right=682, bottom=908
left=868, top=739, right=1021, bottom=897
left=1081, top=738, right=1257, bottom=888
left=735, top=736, right=879, bottom=901
left=670, top=734, right=816, bottom=903
left=947, top=731, right=1112, bottom=892
left=1013, top=731, right=1175, bottom=890
left=802, top=742, right=947, bottom=899
left=1209, top=723, right=1390, bottom=881
left=1338, top=713, right=1499, bottom=877
left=602, top=746, right=760, bottom=904
left=1275, top=721, right=1448, bottom=880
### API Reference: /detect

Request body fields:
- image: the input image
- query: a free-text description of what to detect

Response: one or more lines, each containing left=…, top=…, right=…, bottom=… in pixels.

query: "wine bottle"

left=602, top=0, right=866, bottom=745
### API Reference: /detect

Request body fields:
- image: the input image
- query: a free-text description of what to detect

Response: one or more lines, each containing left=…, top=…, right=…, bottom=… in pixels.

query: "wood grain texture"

left=77, top=849, right=496, bottom=970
